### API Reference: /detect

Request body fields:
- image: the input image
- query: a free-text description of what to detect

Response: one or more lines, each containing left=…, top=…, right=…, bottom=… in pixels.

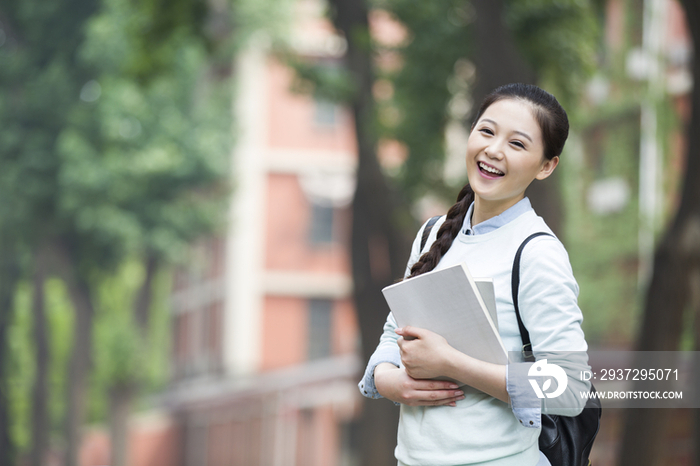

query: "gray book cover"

left=382, top=262, right=508, bottom=366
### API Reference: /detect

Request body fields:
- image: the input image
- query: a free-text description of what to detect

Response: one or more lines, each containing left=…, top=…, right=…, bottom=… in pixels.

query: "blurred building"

left=165, top=1, right=361, bottom=465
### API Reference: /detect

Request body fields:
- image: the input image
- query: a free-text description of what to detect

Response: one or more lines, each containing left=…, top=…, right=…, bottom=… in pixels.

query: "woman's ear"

left=535, top=156, right=559, bottom=180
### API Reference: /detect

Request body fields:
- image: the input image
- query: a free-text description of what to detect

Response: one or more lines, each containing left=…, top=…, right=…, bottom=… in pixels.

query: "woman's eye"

left=511, top=141, right=525, bottom=149
left=479, top=128, right=494, bottom=135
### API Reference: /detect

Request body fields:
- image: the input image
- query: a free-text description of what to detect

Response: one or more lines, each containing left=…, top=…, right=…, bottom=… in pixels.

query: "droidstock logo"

left=528, top=359, right=568, bottom=399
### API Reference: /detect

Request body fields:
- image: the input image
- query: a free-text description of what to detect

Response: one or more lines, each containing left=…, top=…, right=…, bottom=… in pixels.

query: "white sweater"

left=373, top=207, right=590, bottom=466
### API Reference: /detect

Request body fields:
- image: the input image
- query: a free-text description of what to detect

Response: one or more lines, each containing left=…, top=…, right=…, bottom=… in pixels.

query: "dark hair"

left=407, top=83, right=568, bottom=278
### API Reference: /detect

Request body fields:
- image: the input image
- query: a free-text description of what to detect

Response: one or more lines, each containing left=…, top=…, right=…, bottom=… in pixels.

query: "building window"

left=308, top=299, right=332, bottom=360
left=309, top=203, right=334, bottom=245
left=314, top=98, right=338, bottom=127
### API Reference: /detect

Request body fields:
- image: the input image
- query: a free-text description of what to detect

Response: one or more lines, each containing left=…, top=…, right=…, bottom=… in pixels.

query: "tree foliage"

left=504, top=0, right=599, bottom=102
left=378, top=0, right=599, bottom=201
left=377, top=0, right=474, bottom=201
left=287, top=0, right=599, bottom=202
left=0, top=0, right=232, bottom=460
left=63, top=15, right=230, bottom=268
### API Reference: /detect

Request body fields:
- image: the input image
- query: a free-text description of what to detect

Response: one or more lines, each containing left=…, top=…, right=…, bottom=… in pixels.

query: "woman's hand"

left=374, top=363, right=465, bottom=407
left=397, top=326, right=510, bottom=403
left=396, top=326, right=459, bottom=380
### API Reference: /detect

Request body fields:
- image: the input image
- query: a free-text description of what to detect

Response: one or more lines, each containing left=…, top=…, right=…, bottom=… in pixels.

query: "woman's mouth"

left=478, top=162, right=504, bottom=177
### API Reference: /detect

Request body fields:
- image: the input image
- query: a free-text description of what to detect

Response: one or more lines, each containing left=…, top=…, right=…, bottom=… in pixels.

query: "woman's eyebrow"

left=480, top=118, right=533, bottom=143
left=513, top=131, right=533, bottom=144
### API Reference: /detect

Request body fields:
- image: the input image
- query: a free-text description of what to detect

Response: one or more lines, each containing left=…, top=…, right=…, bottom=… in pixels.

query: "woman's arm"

left=360, top=216, right=465, bottom=404
left=359, top=314, right=467, bottom=405
left=396, top=326, right=509, bottom=403
left=517, top=237, right=592, bottom=415
left=374, top=362, right=466, bottom=407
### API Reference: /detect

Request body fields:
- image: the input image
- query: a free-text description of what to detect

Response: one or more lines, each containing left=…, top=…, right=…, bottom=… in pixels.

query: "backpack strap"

left=512, top=232, right=554, bottom=361
left=420, top=215, right=442, bottom=252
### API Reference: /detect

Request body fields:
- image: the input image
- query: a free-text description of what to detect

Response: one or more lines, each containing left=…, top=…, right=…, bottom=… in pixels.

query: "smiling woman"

left=358, top=83, right=592, bottom=466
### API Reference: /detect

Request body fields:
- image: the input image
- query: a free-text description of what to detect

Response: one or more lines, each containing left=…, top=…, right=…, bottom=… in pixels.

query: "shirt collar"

left=462, top=197, right=532, bottom=236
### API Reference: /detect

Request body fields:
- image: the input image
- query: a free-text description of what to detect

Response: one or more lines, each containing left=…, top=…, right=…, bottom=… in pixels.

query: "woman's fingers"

left=396, top=325, right=426, bottom=341
left=375, top=365, right=466, bottom=406
left=401, top=382, right=465, bottom=406
left=402, top=379, right=465, bottom=406
left=407, top=391, right=465, bottom=407
left=411, top=379, right=460, bottom=391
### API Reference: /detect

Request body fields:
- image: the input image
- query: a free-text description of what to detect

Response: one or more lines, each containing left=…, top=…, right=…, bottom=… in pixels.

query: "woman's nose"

left=485, top=141, right=505, bottom=159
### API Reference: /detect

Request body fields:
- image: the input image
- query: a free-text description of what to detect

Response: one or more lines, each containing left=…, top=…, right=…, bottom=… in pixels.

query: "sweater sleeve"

left=515, top=235, right=592, bottom=416
left=358, top=313, right=401, bottom=399
left=358, top=218, right=439, bottom=400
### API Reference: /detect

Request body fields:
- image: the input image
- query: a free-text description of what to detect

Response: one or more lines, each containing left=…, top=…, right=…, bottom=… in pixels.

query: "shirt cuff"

left=506, top=362, right=542, bottom=428
left=358, top=346, right=401, bottom=399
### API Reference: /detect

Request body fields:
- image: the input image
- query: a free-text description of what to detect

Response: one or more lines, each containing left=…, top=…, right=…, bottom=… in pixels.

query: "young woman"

left=359, top=83, right=591, bottom=466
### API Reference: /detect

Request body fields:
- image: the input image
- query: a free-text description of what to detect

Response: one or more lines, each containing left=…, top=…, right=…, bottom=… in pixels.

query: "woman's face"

left=465, top=98, right=558, bottom=213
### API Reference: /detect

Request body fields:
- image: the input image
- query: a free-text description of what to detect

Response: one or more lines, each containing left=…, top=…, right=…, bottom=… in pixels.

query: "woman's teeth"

left=479, top=162, right=504, bottom=176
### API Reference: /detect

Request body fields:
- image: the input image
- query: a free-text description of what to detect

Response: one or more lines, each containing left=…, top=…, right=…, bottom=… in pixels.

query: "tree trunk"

left=134, top=254, right=158, bottom=332
left=64, top=278, right=94, bottom=466
left=109, top=384, right=135, bottom=466
left=471, top=0, right=562, bottom=236
left=471, top=0, right=537, bottom=106
left=55, top=242, right=96, bottom=466
left=691, top=269, right=700, bottom=466
left=108, top=253, right=158, bottom=466
left=327, top=0, right=413, bottom=464
left=619, top=1, right=700, bottom=464
left=0, top=238, right=20, bottom=466
left=30, top=245, right=50, bottom=466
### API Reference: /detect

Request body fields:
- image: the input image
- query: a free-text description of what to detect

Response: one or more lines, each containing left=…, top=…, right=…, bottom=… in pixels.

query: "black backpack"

left=513, top=233, right=602, bottom=466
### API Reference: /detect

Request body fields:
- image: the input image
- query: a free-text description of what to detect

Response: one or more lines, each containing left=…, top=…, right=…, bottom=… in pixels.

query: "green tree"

left=0, top=243, right=21, bottom=466
left=62, top=2, right=230, bottom=463
left=0, top=0, right=231, bottom=464
left=0, top=0, right=99, bottom=462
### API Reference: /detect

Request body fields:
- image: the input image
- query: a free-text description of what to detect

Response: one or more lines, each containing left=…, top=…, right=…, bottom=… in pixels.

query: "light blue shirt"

left=462, top=197, right=532, bottom=236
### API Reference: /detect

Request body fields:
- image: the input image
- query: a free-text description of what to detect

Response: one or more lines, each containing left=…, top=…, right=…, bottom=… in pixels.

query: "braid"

left=408, top=184, right=474, bottom=278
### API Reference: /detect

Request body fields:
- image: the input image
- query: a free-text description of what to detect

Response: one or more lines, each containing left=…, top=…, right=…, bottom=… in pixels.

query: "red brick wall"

left=79, top=413, right=181, bottom=466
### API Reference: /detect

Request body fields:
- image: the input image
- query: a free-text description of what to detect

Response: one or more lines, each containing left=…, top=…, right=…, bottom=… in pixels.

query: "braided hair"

left=407, top=83, right=569, bottom=279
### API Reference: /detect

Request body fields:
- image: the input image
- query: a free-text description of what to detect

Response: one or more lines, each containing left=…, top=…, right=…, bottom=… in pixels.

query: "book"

left=382, top=262, right=508, bottom=366
left=474, top=278, right=497, bottom=331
